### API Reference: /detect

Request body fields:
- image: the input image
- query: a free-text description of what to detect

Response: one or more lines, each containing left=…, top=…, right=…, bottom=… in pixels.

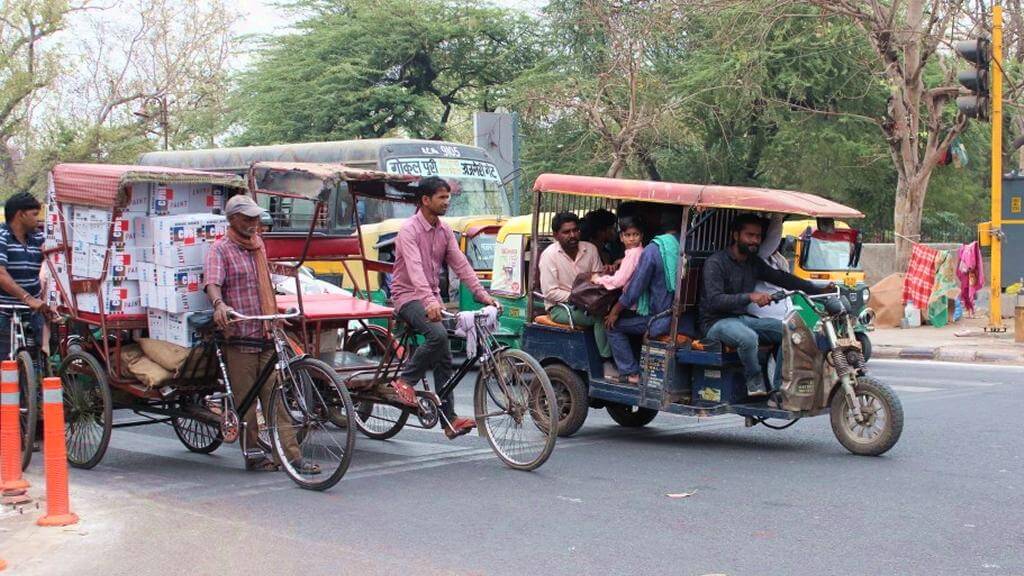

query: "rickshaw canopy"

left=51, top=163, right=245, bottom=210
left=533, top=174, right=864, bottom=219
left=250, top=161, right=419, bottom=203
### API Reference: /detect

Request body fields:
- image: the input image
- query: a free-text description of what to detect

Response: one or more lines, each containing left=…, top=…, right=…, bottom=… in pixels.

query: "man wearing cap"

left=204, top=194, right=314, bottom=473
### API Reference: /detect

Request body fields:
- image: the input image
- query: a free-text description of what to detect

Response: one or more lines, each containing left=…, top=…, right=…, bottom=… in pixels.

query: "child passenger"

left=592, top=216, right=644, bottom=294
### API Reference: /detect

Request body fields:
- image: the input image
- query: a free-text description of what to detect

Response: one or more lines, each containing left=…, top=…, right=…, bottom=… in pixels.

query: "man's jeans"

left=0, top=310, right=44, bottom=361
left=548, top=305, right=612, bottom=358
left=704, top=316, right=784, bottom=388
left=608, top=314, right=670, bottom=376
left=398, top=301, right=456, bottom=420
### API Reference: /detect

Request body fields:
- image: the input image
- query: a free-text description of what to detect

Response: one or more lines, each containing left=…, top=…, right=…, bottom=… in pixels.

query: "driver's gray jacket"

left=699, top=249, right=818, bottom=335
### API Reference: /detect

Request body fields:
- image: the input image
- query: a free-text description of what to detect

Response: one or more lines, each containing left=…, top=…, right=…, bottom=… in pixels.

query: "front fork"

left=823, top=318, right=865, bottom=423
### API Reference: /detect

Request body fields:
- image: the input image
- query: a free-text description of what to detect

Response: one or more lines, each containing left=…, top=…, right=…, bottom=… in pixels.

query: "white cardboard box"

left=163, top=311, right=205, bottom=347
left=138, top=263, right=210, bottom=313
left=135, top=213, right=226, bottom=248
left=147, top=308, right=167, bottom=340
left=77, top=280, right=143, bottom=315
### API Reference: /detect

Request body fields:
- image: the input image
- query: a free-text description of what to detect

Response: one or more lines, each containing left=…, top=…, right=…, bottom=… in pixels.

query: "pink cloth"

left=595, top=246, right=642, bottom=291
left=391, top=210, right=488, bottom=314
left=956, top=241, right=985, bottom=314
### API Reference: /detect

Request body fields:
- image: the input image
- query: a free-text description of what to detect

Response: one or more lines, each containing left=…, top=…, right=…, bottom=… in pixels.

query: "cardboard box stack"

left=45, top=179, right=227, bottom=347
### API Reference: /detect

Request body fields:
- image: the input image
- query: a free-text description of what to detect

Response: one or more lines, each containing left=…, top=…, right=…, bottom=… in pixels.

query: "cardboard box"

left=147, top=308, right=167, bottom=339
left=138, top=263, right=210, bottom=313
left=135, top=213, right=227, bottom=248
left=70, top=242, right=140, bottom=280
left=77, top=280, right=143, bottom=315
left=163, top=311, right=206, bottom=348
left=149, top=184, right=224, bottom=216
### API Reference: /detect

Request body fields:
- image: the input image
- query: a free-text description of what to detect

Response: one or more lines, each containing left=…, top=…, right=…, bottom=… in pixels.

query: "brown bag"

left=569, top=272, right=621, bottom=317
left=139, top=338, right=190, bottom=372
left=120, top=343, right=172, bottom=389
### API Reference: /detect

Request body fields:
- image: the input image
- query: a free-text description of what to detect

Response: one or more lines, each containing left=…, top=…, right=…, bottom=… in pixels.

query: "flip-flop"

left=444, top=416, right=476, bottom=439
left=388, top=379, right=418, bottom=407
left=245, top=457, right=280, bottom=472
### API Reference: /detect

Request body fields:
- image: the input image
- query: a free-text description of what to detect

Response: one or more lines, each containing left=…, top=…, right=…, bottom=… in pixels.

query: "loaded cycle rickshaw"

left=44, top=163, right=357, bottom=490
left=249, top=161, right=559, bottom=470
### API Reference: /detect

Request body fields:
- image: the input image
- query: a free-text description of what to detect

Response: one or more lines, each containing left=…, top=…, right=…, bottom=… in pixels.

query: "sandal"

left=388, top=379, right=418, bottom=408
left=444, top=416, right=476, bottom=440
left=292, top=459, right=322, bottom=475
left=245, top=457, right=280, bottom=472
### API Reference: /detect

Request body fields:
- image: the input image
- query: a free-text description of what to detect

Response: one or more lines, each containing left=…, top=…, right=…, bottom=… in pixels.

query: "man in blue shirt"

left=605, top=224, right=690, bottom=385
left=0, top=193, right=49, bottom=360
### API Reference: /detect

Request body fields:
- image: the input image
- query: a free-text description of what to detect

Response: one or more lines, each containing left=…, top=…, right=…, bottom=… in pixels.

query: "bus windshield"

left=385, top=156, right=510, bottom=217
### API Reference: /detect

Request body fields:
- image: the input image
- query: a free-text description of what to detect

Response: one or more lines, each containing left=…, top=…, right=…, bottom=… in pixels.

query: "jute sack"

left=139, top=338, right=190, bottom=372
left=121, top=343, right=173, bottom=389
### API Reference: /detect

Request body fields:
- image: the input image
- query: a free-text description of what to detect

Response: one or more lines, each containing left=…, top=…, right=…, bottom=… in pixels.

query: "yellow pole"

left=989, top=4, right=1004, bottom=331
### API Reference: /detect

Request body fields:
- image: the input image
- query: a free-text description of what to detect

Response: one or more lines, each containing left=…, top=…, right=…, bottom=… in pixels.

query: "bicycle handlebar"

left=771, top=285, right=841, bottom=303
left=440, top=304, right=502, bottom=320
left=0, top=304, right=32, bottom=311
left=228, top=307, right=301, bottom=323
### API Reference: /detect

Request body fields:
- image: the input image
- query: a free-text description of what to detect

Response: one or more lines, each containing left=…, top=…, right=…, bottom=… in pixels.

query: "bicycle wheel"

left=172, top=394, right=222, bottom=454
left=474, top=348, right=557, bottom=471
left=16, top=350, right=39, bottom=471
left=270, top=357, right=356, bottom=491
left=59, top=350, right=112, bottom=469
left=354, top=400, right=409, bottom=440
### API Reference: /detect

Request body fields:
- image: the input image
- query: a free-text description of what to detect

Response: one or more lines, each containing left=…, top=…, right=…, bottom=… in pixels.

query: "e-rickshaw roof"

left=533, top=174, right=864, bottom=219
left=250, top=161, right=419, bottom=202
left=51, top=163, right=245, bottom=210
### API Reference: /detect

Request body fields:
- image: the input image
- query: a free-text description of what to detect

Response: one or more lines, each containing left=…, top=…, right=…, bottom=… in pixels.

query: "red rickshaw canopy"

left=50, top=163, right=246, bottom=210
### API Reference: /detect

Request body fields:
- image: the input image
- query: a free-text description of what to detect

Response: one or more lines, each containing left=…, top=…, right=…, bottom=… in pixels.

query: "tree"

left=0, top=0, right=73, bottom=191
left=515, top=0, right=697, bottom=179
left=782, top=0, right=982, bottom=268
left=3, top=0, right=236, bottom=197
left=233, top=0, right=539, bottom=145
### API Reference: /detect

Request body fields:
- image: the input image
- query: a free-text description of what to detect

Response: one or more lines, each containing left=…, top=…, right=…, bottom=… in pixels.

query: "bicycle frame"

left=0, top=305, right=31, bottom=361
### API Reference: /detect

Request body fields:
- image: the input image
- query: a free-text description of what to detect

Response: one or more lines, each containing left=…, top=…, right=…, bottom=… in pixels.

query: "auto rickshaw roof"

left=533, top=174, right=864, bottom=219
left=50, top=163, right=245, bottom=210
left=251, top=161, right=419, bottom=202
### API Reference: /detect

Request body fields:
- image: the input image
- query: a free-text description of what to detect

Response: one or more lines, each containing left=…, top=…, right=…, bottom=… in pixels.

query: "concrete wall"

left=860, top=243, right=990, bottom=286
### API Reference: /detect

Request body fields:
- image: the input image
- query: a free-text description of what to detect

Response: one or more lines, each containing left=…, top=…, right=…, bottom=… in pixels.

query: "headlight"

left=862, top=288, right=870, bottom=303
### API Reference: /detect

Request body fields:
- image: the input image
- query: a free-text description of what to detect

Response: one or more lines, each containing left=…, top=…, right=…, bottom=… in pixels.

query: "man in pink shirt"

left=390, top=176, right=499, bottom=438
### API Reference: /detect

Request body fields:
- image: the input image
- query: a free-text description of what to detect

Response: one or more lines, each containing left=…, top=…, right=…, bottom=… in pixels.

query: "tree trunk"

left=606, top=154, right=626, bottom=178
left=893, top=173, right=930, bottom=272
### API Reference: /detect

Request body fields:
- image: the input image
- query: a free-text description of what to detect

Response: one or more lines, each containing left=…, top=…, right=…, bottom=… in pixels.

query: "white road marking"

left=890, top=385, right=941, bottom=393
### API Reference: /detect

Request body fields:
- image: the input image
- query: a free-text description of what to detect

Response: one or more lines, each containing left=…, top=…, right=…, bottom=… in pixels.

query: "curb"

left=873, top=345, right=1024, bottom=366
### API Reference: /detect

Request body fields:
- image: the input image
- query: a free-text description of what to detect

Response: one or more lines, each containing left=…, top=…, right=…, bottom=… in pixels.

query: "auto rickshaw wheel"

left=606, top=403, right=658, bottom=428
left=59, top=350, right=113, bottom=469
left=830, top=376, right=902, bottom=456
left=543, top=363, right=588, bottom=437
left=855, top=332, right=872, bottom=362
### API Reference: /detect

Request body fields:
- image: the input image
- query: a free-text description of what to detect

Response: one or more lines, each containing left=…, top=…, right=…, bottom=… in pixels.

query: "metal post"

left=989, top=5, right=1004, bottom=331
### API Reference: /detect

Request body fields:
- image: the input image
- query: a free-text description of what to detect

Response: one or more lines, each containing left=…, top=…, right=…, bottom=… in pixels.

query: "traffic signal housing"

left=955, top=38, right=991, bottom=121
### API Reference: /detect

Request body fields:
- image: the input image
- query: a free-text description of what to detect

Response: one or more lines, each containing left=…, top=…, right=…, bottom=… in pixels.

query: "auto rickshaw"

left=520, top=174, right=902, bottom=456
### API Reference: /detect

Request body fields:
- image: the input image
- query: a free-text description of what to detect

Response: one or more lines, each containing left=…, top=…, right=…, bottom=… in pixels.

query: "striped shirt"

left=0, top=224, right=44, bottom=307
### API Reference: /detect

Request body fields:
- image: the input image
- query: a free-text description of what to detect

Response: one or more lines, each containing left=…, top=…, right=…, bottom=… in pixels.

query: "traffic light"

left=955, top=38, right=991, bottom=121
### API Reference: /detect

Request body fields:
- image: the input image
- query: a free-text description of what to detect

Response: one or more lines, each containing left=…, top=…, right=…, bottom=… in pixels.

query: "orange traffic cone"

left=0, top=556, right=7, bottom=570
left=0, top=360, right=30, bottom=505
left=37, top=377, right=77, bottom=527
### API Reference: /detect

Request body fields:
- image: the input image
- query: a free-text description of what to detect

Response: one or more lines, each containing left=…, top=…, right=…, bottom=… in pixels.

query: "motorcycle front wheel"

left=830, top=376, right=903, bottom=456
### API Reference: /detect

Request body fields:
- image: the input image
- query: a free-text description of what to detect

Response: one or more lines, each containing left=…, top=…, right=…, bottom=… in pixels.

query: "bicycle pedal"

left=414, top=390, right=441, bottom=406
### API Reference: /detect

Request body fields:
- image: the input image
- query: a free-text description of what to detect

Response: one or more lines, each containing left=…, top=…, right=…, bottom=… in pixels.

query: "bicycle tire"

left=474, top=348, right=557, bottom=471
left=271, top=357, right=356, bottom=491
left=59, top=350, right=113, bottom=469
left=16, top=350, right=39, bottom=471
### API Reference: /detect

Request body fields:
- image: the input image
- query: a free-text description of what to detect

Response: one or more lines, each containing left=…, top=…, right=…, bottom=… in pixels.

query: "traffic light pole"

left=988, top=5, right=1004, bottom=332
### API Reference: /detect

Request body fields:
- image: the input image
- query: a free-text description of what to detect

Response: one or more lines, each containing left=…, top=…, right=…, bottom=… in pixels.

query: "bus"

left=138, top=139, right=511, bottom=300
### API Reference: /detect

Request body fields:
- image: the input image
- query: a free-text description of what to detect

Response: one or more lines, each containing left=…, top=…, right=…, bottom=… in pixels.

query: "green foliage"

left=233, top=0, right=539, bottom=145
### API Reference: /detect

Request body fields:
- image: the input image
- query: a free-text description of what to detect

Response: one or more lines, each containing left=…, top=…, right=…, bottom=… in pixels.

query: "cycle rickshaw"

left=45, top=163, right=357, bottom=490
left=250, top=161, right=559, bottom=470
left=521, top=174, right=901, bottom=456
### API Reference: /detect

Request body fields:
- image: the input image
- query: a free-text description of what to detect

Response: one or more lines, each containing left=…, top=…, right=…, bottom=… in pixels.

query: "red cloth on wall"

left=902, top=244, right=939, bottom=310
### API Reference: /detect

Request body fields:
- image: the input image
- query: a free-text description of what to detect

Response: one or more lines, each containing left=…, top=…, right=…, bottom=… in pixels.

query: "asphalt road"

left=3, top=359, right=1022, bottom=576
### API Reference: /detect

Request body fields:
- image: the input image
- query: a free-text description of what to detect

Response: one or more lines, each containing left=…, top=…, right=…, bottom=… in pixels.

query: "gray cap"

left=225, top=194, right=263, bottom=218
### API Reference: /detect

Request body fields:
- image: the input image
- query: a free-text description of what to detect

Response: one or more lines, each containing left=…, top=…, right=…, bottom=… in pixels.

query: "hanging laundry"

left=903, top=243, right=940, bottom=311
left=956, top=241, right=985, bottom=317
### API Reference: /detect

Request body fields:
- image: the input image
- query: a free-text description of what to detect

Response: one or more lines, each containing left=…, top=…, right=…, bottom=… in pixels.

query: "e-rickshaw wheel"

left=59, top=350, right=112, bottom=469
left=172, top=394, right=223, bottom=454
left=830, top=376, right=903, bottom=456
left=543, top=363, right=589, bottom=437
left=16, top=349, right=39, bottom=471
left=855, top=332, right=872, bottom=362
left=606, top=403, right=658, bottom=428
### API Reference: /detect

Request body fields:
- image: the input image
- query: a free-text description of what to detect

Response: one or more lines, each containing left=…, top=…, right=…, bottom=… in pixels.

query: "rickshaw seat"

left=534, top=314, right=585, bottom=331
left=650, top=334, right=693, bottom=345
left=691, top=340, right=774, bottom=354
